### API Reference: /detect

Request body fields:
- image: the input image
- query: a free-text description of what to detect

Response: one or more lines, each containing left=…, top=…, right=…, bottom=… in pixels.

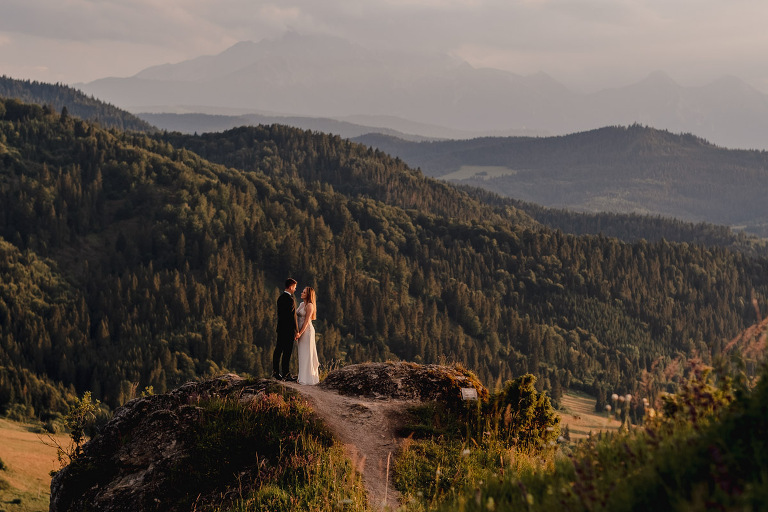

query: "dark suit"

left=273, top=291, right=298, bottom=376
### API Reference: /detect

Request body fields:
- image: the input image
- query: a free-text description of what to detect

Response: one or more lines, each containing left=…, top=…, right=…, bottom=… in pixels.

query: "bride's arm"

left=298, top=303, right=315, bottom=337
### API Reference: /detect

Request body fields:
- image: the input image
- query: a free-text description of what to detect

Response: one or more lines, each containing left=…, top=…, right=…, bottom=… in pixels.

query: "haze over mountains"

left=76, top=32, right=768, bottom=150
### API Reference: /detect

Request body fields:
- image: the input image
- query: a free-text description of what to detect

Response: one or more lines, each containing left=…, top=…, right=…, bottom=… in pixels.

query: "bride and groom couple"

left=272, top=278, right=320, bottom=385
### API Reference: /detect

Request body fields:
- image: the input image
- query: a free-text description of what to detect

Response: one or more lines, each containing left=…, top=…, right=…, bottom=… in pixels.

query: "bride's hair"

left=305, top=287, right=317, bottom=320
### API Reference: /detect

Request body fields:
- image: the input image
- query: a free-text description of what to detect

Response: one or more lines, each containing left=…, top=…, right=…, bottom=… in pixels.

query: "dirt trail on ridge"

left=283, top=381, right=413, bottom=511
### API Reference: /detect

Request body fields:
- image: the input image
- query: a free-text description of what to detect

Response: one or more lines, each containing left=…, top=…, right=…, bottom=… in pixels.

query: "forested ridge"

left=0, top=75, right=154, bottom=133
left=3, top=76, right=761, bottom=248
left=1, top=97, right=767, bottom=422
left=354, top=126, right=768, bottom=235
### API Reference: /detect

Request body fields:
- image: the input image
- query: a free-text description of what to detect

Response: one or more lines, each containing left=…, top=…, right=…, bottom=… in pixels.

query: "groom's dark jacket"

left=276, top=292, right=298, bottom=339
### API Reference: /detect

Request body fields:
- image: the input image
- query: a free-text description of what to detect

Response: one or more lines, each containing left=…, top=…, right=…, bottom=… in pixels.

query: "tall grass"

left=172, top=386, right=368, bottom=511
left=392, top=345, right=768, bottom=512
left=426, top=363, right=768, bottom=512
left=393, top=375, right=559, bottom=511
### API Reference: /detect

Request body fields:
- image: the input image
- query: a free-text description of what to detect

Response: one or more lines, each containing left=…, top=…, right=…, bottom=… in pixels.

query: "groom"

left=273, top=278, right=299, bottom=381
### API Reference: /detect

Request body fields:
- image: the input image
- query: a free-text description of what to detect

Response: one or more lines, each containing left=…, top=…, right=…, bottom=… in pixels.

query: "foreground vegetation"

left=50, top=381, right=368, bottom=512
left=394, top=321, right=768, bottom=512
left=45, top=316, right=766, bottom=511
left=180, top=386, right=368, bottom=511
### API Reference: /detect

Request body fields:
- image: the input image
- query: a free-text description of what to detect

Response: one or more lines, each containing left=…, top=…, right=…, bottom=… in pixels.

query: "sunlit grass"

left=173, top=387, right=368, bottom=511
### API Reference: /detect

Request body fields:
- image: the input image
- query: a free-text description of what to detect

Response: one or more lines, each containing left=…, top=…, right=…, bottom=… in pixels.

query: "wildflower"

left=526, top=493, right=535, bottom=505
left=618, top=395, right=625, bottom=402
left=625, top=394, right=632, bottom=402
left=605, top=404, right=612, bottom=412
left=486, top=496, right=496, bottom=511
left=557, top=436, right=565, bottom=443
left=462, top=448, right=471, bottom=457
left=647, top=408, right=656, bottom=418
left=611, top=393, right=619, bottom=401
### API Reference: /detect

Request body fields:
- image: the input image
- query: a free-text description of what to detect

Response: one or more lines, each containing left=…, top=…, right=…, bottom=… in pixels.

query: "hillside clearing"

left=559, top=391, right=622, bottom=439
left=0, top=418, right=70, bottom=512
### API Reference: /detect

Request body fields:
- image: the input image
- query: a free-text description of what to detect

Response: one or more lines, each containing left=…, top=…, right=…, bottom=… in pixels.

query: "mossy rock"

left=321, top=362, right=488, bottom=409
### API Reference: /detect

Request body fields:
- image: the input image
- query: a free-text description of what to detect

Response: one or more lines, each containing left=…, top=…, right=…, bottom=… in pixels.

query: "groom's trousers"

left=273, top=333, right=294, bottom=376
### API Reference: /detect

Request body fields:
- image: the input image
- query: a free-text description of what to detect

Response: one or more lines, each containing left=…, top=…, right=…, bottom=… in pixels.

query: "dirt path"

left=282, top=381, right=413, bottom=511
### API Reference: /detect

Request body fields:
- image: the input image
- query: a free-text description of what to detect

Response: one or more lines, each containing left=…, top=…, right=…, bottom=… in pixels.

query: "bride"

left=296, top=286, right=320, bottom=385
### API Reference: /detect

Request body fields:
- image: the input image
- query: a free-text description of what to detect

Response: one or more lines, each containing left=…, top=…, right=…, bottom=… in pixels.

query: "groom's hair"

left=285, top=278, right=297, bottom=288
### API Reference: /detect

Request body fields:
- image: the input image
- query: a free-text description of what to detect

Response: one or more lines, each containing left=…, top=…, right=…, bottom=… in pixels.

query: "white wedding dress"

left=296, top=302, right=320, bottom=385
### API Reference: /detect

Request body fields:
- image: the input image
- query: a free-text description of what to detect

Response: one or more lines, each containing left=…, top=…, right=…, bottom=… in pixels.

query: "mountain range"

left=136, top=111, right=440, bottom=142
left=76, top=32, right=768, bottom=150
left=6, top=75, right=765, bottom=237
left=353, top=126, right=768, bottom=236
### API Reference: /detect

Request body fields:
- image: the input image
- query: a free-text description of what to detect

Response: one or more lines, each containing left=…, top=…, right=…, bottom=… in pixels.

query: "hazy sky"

left=2, top=0, right=768, bottom=93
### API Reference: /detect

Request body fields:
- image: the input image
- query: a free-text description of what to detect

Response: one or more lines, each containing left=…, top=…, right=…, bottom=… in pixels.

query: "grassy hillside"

left=0, top=418, right=70, bottom=512
left=558, top=391, right=621, bottom=439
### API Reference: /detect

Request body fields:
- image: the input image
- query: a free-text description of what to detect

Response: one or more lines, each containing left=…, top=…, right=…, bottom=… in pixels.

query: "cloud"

left=1, top=0, right=767, bottom=91
left=258, top=4, right=303, bottom=24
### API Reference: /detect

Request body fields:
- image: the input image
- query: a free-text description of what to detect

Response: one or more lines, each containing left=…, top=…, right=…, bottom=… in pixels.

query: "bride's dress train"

left=296, top=302, right=320, bottom=385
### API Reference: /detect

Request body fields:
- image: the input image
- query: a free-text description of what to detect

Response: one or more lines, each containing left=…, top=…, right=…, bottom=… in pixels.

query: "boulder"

left=320, top=362, right=488, bottom=407
left=49, top=374, right=269, bottom=512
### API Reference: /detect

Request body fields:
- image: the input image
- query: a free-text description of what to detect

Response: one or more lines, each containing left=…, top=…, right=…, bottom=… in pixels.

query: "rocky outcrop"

left=321, top=362, right=488, bottom=407
left=49, top=374, right=270, bottom=512
left=49, top=363, right=488, bottom=511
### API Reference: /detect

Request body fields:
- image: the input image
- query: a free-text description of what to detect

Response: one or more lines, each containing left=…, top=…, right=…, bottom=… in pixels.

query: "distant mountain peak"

left=78, top=34, right=768, bottom=149
left=638, top=70, right=679, bottom=88
left=704, top=74, right=762, bottom=95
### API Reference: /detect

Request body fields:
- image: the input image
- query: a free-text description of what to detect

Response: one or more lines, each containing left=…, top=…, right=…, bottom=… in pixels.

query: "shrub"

left=486, top=374, right=560, bottom=449
left=43, top=416, right=66, bottom=434
left=430, top=355, right=768, bottom=512
left=393, top=373, right=561, bottom=511
left=63, top=391, right=100, bottom=461
left=5, top=403, right=34, bottom=422
left=45, top=391, right=101, bottom=470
